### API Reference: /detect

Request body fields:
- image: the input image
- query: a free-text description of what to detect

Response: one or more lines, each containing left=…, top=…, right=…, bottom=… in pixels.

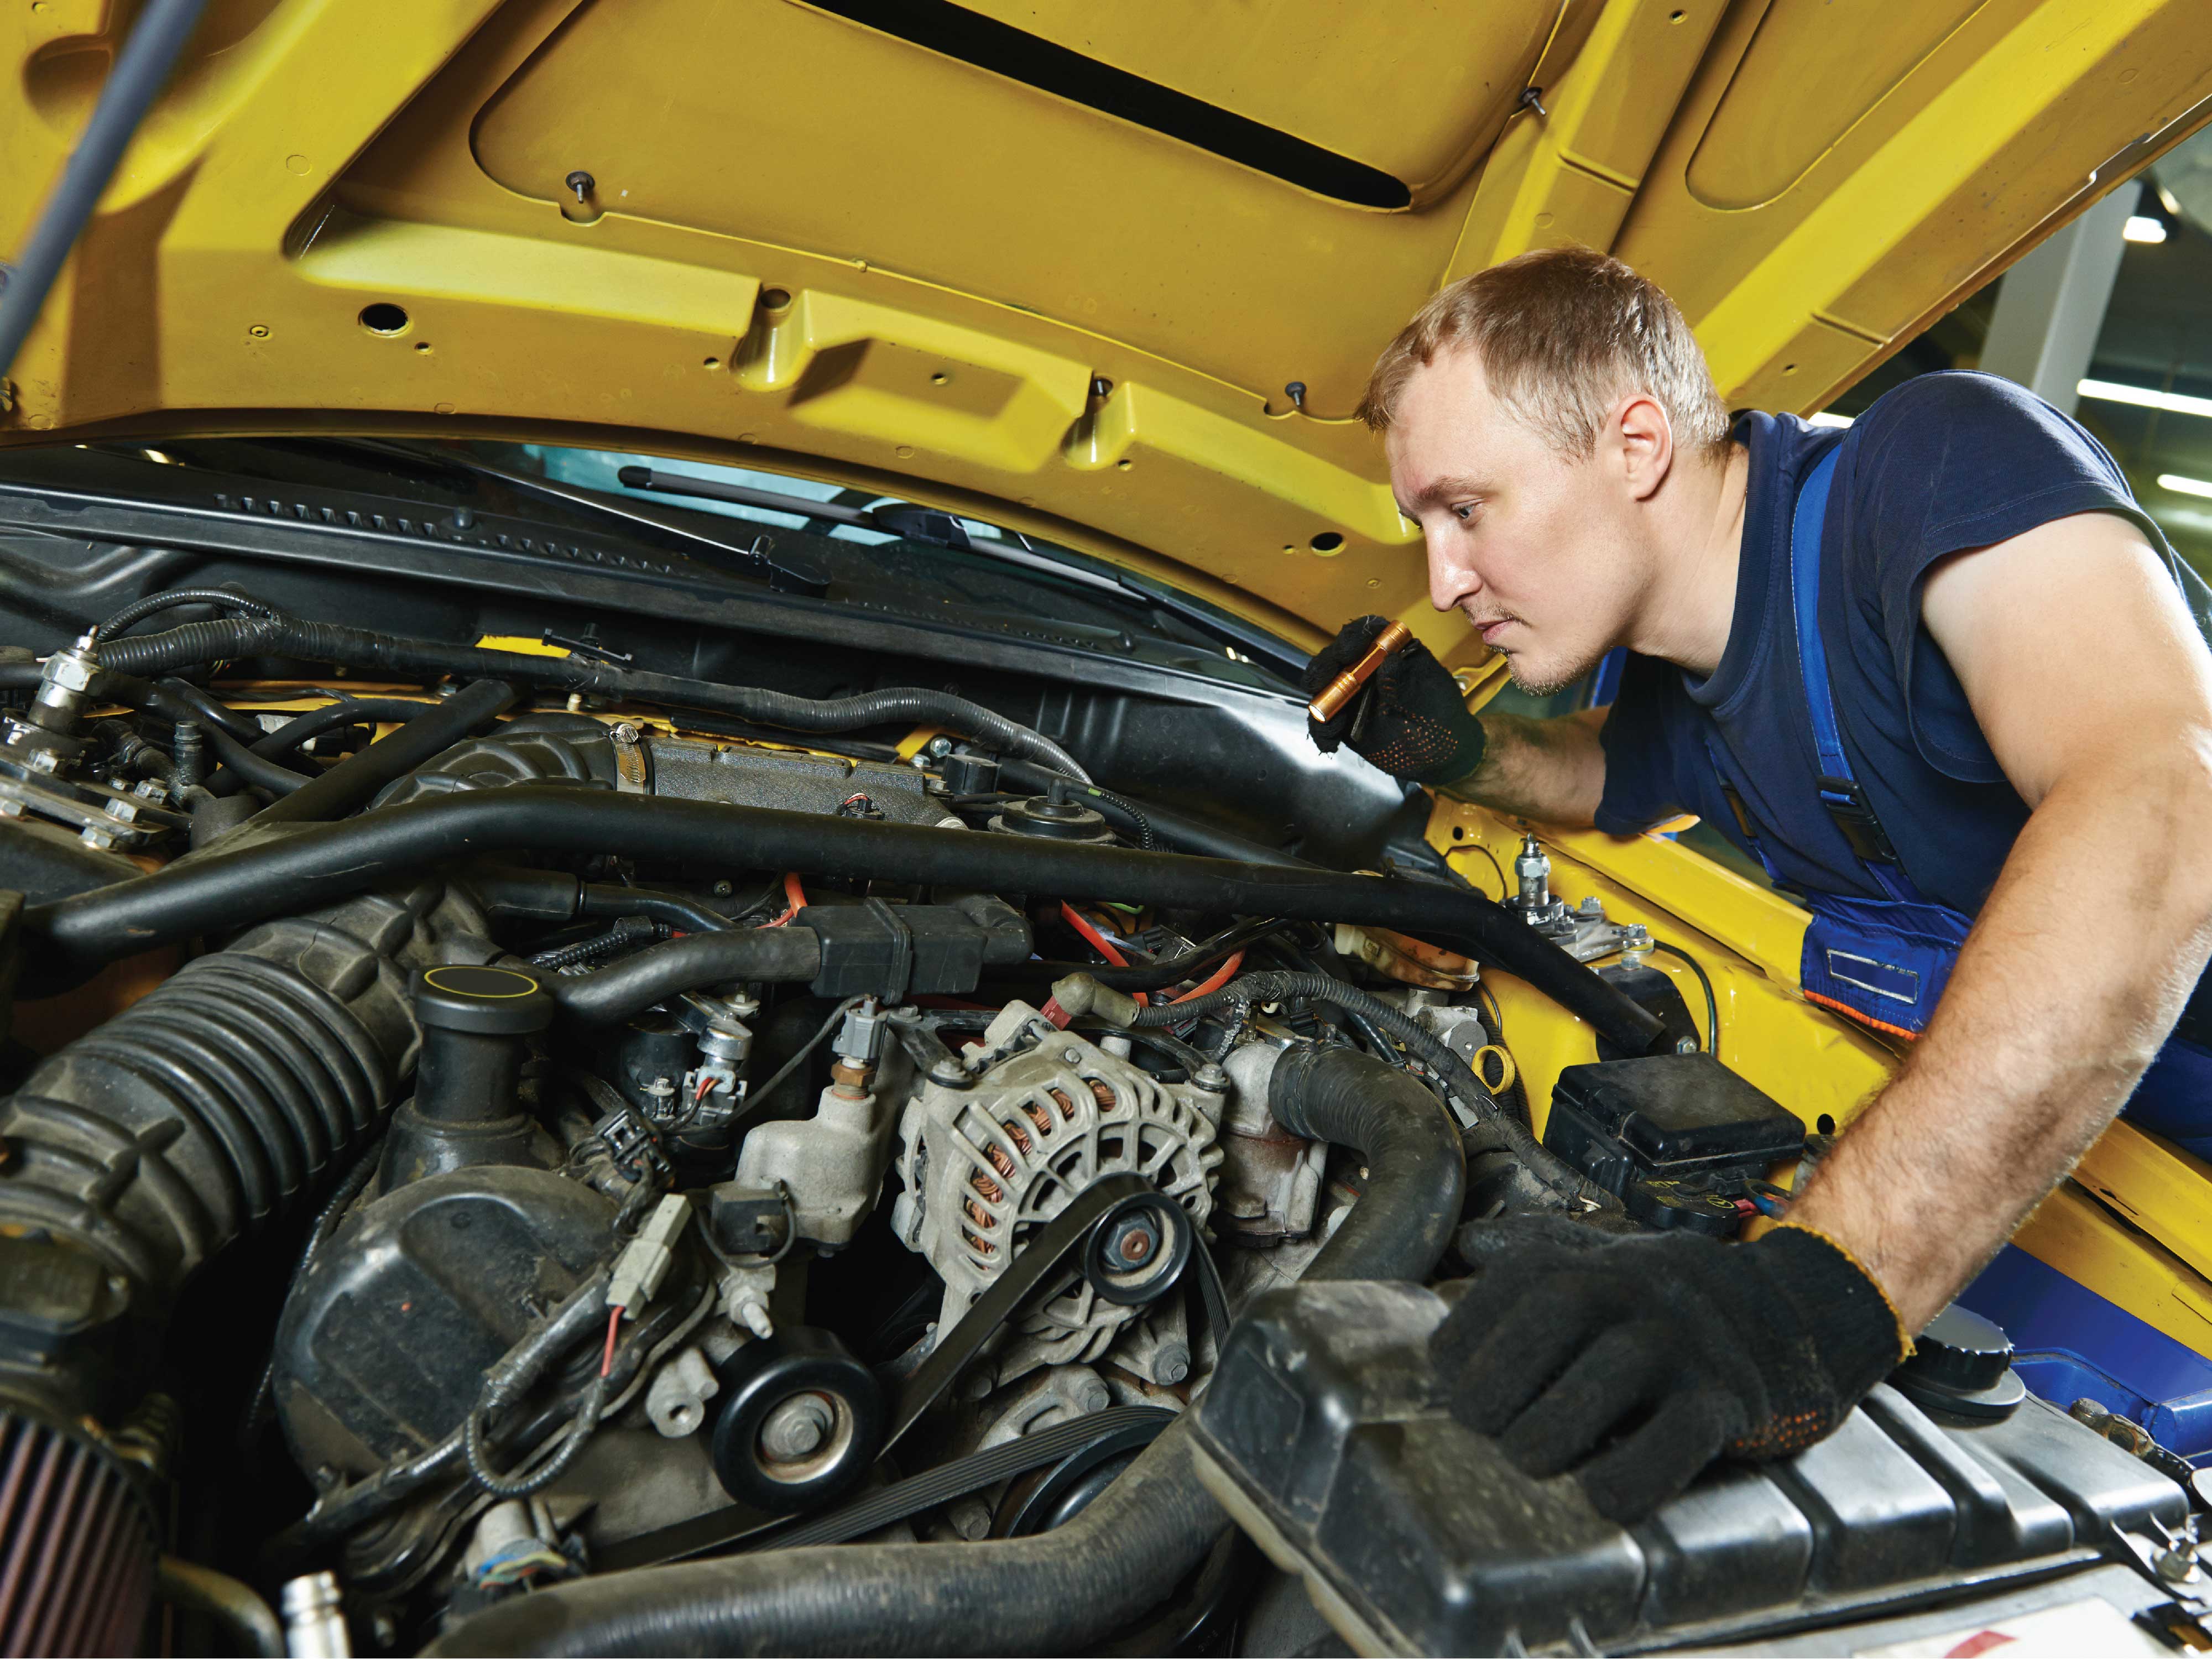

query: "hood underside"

left=3, top=0, right=2209, bottom=660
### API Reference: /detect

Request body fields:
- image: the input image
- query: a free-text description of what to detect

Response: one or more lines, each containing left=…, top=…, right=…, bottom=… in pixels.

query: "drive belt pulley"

left=604, top=1171, right=1229, bottom=1569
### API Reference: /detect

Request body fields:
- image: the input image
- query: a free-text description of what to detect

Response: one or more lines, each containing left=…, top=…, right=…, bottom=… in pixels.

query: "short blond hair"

left=1357, top=247, right=1729, bottom=458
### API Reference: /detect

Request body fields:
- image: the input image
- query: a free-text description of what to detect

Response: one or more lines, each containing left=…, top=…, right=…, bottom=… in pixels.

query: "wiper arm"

left=351, top=442, right=831, bottom=596
left=618, top=465, right=975, bottom=550
left=622, top=467, right=1301, bottom=680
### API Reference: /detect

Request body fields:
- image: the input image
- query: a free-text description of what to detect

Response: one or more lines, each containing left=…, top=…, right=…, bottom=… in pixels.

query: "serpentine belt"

left=599, top=1171, right=1230, bottom=1571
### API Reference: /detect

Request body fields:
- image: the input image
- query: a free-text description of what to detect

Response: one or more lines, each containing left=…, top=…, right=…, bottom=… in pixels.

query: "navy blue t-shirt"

left=1595, top=372, right=2178, bottom=916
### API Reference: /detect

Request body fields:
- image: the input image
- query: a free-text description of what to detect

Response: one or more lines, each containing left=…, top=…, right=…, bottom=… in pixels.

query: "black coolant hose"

left=544, top=928, right=823, bottom=1025
left=91, top=613, right=1092, bottom=781
left=249, top=679, right=517, bottom=825
left=1133, top=969, right=1613, bottom=1211
left=27, top=788, right=1670, bottom=1055
left=1263, top=1044, right=1467, bottom=1281
left=427, top=1037, right=1468, bottom=1657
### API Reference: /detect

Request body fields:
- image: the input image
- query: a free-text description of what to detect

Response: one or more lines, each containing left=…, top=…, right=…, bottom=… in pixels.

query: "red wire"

left=764, top=871, right=808, bottom=928
left=600, top=1305, right=622, bottom=1378
left=1168, top=950, right=1244, bottom=1005
left=1059, top=902, right=1147, bottom=1007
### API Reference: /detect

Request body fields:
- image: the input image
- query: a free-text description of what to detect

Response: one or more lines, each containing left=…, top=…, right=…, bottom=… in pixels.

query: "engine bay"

left=0, top=560, right=2201, bottom=1657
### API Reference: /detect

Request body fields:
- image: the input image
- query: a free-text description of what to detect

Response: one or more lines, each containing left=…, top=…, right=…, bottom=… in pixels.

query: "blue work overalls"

left=1706, top=444, right=2212, bottom=1152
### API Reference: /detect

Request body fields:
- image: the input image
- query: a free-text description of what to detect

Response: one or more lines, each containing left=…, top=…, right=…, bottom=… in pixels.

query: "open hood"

left=3, top=0, right=2208, bottom=661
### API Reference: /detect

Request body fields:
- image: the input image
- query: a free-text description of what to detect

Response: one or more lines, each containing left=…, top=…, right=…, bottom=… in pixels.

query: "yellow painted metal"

left=2, top=0, right=2207, bottom=651
left=2072, top=1122, right=2212, bottom=1292
left=2013, top=1184, right=2212, bottom=1364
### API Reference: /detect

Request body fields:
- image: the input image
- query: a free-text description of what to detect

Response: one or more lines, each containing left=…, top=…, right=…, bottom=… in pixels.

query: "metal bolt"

left=759, top=1393, right=832, bottom=1462
left=1102, top=1213, right=1159, bottom=1266
left=1578, top=895, right=1604, bottom=917
left=1519, top=85, right=1548, bottom=117
left=926, top=735, right=954, bottom=758
left=565, top=169, right=595, bottom=203
left=1153, top=1343, right=1191, bottom=1386
left=949, top=1498, right=994, bottom=1540
left=1062, top=1047, right=1083, bottom=1065
left=1192, top=1062, right=1229, bottom=1093
left=609, top=721, right=640, bottom=744
left=1284, top=380, right=1307, bottom=411
left=1078, top=1379, right=1111, bottom=1413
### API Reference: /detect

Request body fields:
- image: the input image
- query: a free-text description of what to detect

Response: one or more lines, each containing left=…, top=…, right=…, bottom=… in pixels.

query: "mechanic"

left=1305, top=246, right=2212, bottom=1526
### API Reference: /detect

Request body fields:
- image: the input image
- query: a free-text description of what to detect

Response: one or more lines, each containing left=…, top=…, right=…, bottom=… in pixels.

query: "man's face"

left=1385, top=347, right=1647, bottom=696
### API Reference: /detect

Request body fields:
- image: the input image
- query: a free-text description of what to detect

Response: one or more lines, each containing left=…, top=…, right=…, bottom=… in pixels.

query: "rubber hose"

left=248, top=698, right=442, bottom=763
left=577, top=883, right=730, bottom=934
left=426, top=1029, right=1469, bottom=1659
left=249, top=679, right=517, bottom=826
left=27, top=787, right=1669, bottom=1056
left=1265, top=1044, right=1467, bottom=1282
left=546, top=928, right=825, bottom=1025
left=92, top=614, right=1091, bottom=781
left=1136, top=969, right=1614, bottom=1212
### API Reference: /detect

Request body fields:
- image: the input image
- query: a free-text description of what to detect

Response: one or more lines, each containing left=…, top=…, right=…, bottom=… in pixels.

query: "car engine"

left=0, top=596, right=2197, bottom=1658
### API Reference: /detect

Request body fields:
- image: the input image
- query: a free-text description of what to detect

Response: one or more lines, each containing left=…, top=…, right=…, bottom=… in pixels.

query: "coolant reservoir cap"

left=1892, top=1302, right=2026, bottom=1419
left=413, top=964, right=554, bottom=1036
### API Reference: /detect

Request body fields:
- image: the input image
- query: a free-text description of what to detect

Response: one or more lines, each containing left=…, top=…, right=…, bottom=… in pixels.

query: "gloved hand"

left=1430, top=1217, right=1910, bottom=1524
left=1301, top=615, right=1488, bottom=786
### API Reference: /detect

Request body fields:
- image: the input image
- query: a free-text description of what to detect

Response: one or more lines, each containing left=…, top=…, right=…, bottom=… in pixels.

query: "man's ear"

left=1612, top=393, right=1675, bottom=503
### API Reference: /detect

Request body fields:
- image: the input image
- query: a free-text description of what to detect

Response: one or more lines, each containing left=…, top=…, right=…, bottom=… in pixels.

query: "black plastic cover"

left=1545, top=1053, right=1803, bottom=1191
left=1191, top=1280, right=2183, bottom=1656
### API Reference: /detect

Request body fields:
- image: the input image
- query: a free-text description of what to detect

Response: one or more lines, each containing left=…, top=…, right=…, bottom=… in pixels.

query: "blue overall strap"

left=1787, top=446, right=1915, bottom=899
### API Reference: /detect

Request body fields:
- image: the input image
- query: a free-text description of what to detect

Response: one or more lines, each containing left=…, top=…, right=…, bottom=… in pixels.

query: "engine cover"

left=273, top=1167, right=617, bottom=1478
left=893, top=1006, right=1221, bottom=1384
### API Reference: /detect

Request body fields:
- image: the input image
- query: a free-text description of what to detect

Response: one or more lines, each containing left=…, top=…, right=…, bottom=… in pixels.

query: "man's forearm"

left=1435, top=707, right=1609, bottom=826
left=1788, top=748, right=2212, bottom=1331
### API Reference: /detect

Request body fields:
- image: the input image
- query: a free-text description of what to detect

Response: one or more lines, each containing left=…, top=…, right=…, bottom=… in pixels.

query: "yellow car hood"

left=3, top=0, right=2208, bottom=659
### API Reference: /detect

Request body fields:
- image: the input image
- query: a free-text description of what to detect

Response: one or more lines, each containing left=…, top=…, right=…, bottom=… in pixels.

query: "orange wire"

left=1168, top=950, right=1244, bottom=1005
left=1060, top=902, right=1147, bottom=1006
left=764, top=871, right=808, bottom=928
left=600, top=1305, right=622, bottom=1378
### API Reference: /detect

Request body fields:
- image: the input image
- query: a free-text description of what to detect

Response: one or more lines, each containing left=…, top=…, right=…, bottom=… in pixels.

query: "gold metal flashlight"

left=1306, top=619, right=1412, bottom=723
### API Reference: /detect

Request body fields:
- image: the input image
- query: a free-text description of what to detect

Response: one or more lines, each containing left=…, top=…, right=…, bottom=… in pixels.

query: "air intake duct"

left=0, top=881, right=479, bottom=1427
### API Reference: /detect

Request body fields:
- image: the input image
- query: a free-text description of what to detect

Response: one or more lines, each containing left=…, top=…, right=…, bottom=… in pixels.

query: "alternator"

left=892, top=1005, right=1220, bottom=1383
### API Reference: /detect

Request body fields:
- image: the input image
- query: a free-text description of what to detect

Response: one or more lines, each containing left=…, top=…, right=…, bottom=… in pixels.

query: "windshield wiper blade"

left=351, top=443, right=831, bottom=596
left=618, top=465, right=974, bottom=550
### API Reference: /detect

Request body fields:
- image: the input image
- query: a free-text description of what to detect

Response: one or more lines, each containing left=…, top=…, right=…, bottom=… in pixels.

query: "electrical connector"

left=608, top=1194, right=690, bottom=1315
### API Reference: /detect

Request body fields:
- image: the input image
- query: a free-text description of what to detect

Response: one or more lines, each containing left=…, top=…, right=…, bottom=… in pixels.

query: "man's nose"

left=1428, top=540, right=1479, bottom=614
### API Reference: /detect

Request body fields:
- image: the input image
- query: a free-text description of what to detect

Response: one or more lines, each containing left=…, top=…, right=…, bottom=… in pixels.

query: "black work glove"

left=1430, top=1218, right=1910, bottom=1524
left=1301, top=615, right=1488, bottom=787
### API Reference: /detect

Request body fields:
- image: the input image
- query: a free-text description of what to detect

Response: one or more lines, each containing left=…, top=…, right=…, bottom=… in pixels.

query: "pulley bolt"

left=1101, top=1212, right=1160, bottom=1266
left=759, top=1392, right=833, bottom=1463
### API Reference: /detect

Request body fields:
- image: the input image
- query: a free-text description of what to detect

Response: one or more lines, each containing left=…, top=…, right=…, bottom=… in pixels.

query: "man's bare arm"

left=1435, top=706, right=1610, bottom=825
left=1788, top=513, right=2212, bottom=1330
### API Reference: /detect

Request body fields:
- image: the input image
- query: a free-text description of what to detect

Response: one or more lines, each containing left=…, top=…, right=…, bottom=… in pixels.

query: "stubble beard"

left=1501, top=642, right=1608, bottom=700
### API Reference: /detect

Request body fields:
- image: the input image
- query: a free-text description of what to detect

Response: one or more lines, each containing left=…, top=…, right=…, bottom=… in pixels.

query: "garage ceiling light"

left=2078, top=379, right=2212, bottom=419
left=2124, top=215, right=2169, bottom=244
left=2156, top=473, right=2212, bottom=499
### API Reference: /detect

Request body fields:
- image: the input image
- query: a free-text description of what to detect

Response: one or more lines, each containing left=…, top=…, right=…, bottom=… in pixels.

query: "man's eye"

left=1452, top=503, right=1479, bottom=523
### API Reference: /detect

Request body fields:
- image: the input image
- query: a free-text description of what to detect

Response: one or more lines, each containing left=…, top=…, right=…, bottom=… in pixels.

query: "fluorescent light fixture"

left=2125, top=215, right=2169, bottom=244
left=2078, top=378, right=2212, bottom=419
left=1808, top=411, right=1854, bottom=428
left=2157, top=473, right=2212, bottom=499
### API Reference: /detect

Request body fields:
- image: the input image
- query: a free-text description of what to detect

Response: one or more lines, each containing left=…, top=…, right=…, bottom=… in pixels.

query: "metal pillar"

left=1979, top=186, right=2136, bottom=415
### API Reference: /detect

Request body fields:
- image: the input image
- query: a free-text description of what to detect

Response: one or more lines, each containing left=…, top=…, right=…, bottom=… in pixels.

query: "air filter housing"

left=0, top=1407, right=156, bottom=1656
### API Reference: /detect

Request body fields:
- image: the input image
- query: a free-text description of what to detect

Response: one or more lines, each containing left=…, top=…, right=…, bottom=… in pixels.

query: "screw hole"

left=930, top=371, right=950, bottom=385
left=1310, top=531, right=1345, bottom=553
left=1782, top=362, right=1799, bottom=374
left=358, top=302, right=410, bottom=336
left=1451, top=825, right=1466, bottom=841
left=759, top=287, right=792, bottom=314
left=703, top=356, right=720, bottom=368
left=1669, top=7, right=1685, bottom=18
left=1816, top=1114, right=1836, bottom=1136
left=414, top=341, right=432, bottom=354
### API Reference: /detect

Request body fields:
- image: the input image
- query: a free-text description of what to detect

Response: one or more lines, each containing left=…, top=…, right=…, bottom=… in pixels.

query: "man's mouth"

left=1474, top=617, right=1515, bottom=646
